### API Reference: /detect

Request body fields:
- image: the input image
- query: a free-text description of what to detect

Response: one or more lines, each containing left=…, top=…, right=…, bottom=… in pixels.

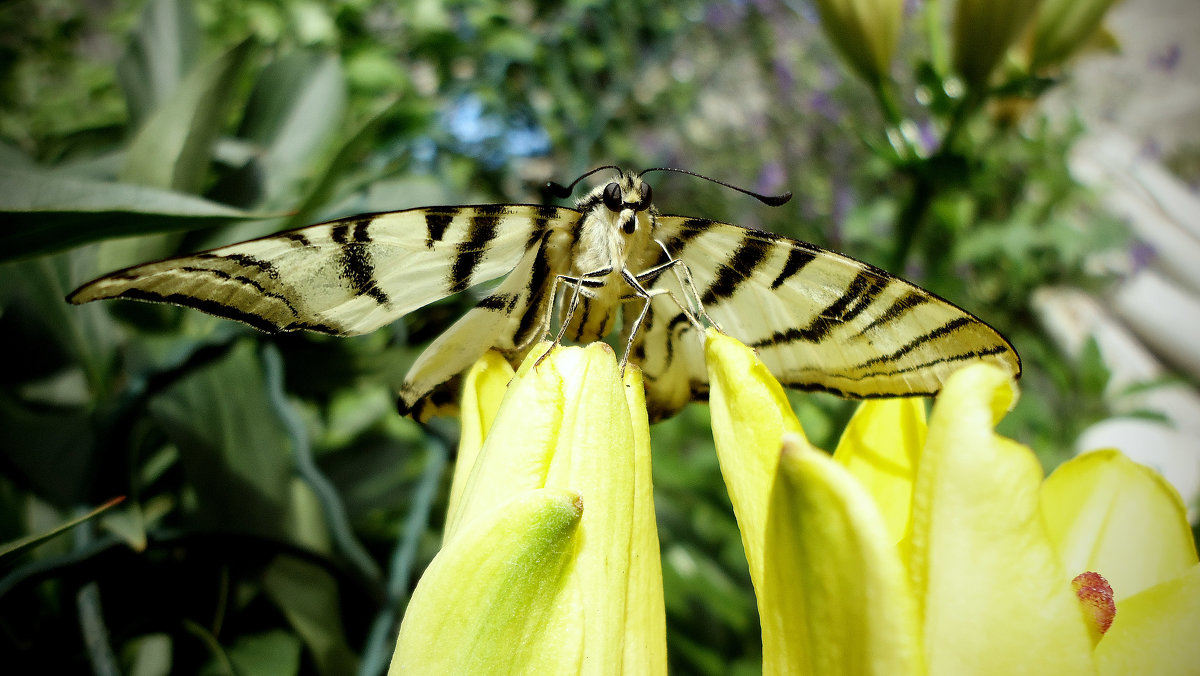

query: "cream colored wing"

left=398, top=233, right=557, bottom=420
left=68, top=205, right=576, bottom=336
left=632, top=217, right=1020, bottom=419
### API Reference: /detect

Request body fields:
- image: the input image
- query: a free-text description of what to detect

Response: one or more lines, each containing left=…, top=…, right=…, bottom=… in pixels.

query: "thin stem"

left=873, top=78, right=904, bottom=128
left=889, top=86, right=986, bottom=272
left=889, top=174, right=935, bottom=273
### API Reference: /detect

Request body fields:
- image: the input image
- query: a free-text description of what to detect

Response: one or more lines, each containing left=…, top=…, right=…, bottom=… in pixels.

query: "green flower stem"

left=890, top=174, right=935, bottom=273
left=889, top=86, right=984, bottom=272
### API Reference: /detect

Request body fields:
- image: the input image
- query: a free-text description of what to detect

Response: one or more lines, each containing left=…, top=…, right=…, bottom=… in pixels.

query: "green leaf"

left=286, top=96, right=422, bottom=228
left=117, top=0, right=202, bottom=125
left=262, top=556, right=358, bottom=676
left=0, top=496, right=124, bottom=562
left=238, top=50, right=347, bottom=206
left=147, top=340, right=294, bottom=538
left=0, top=393, right=102, bottom=509
left=219, top=630, right=302, bottom=676
left=0, top=168, right=263, bottom=262
left=121, top=39, right=253, bottom=193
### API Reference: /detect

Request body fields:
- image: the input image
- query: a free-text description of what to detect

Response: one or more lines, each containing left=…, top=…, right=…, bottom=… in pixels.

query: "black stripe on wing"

left=699, top=233, right=770, bottom=305
left=447, top=214, right=501, bottom=294
left=748, top=271, right=890, bottom=346
left=332, top=219, right=391, bottom=307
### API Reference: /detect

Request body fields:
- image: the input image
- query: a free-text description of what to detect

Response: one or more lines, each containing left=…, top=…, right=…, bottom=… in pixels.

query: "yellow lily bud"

left=1030, top=0, right=1119, bottom=69
left=704, top=328, right=804, bottom=595
left=953, top=0, right=1043, bottom=89
left=390, top=488, right=583, bottom=673
left=445, top=350, right=513, bottom=537
left=811, top=0, right=904, bottom=86
left=392, top=342, right=665, bottom=674
left=764, top=435, right=923, bottom=675
left=706, top=329, right=921, bottom=675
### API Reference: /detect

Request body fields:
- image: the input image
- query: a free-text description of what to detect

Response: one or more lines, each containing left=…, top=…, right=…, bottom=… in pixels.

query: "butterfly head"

left=597, top=172, right=653, bottom=235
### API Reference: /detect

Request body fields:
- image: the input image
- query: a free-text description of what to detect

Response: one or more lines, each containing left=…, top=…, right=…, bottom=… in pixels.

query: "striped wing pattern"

left=70, top=195, right=1020, bottom=423
left=631, top=217, right=1021, bottom=420
left=68, top=205, right=574, bottom=336
left=397, top=234, right=557, bottom=419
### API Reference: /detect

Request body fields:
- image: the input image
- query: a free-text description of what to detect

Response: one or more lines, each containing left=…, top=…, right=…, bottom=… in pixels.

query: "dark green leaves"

left=0, top=168, right=258, bottom=262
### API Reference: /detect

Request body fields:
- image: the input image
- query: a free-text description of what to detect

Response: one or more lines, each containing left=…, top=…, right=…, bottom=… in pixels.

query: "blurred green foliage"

left=1, top=0, right=1128, bottom=673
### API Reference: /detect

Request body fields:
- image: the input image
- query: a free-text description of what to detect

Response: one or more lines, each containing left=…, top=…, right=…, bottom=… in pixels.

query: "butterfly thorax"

left=554, top=172, right=660, bottom=342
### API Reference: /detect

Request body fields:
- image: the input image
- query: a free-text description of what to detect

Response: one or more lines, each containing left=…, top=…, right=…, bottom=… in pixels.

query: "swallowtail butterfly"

left=68, top=166, right=1020, bottom=421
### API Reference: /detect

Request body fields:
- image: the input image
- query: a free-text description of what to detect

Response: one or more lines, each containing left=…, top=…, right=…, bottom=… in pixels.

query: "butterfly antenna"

left=638, top=167, right=792, bottom=206
left=547, top=165, right=624, bottom=199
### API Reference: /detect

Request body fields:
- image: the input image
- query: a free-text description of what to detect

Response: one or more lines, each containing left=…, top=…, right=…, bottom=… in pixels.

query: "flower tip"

left=1072, top=571, right=1116, bottom=643
left=779, top=433, right=808, bottom=459
left=942, top=362, right=1019, bottom=425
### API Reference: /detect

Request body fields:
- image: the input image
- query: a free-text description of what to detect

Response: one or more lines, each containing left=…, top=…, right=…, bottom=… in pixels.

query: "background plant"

left=0, top=0, right=1134, bottom=673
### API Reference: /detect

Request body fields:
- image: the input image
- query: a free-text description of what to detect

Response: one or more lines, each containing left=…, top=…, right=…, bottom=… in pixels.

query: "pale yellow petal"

left=389, top=488, right=582, bottom=674
left=445, top=350, right=514, bottom=537
left=1095, top=563, right=1200, bottom=676
left=446, top=341, right=562, bottom=538
left=705, top=329, right=805, bottom=590
left=435, top=342, right=658, bottom=674
left=621, top=365, right=667, bottom=673
left=910, top=364, right=1095, bottom=675
left=1041, top=449, right=1199, bottom=600
left=834, top=398, right=927, bottom=544
left=537, top=342, right=641, bottom=675
left=763, top=435, right=924, bottom=676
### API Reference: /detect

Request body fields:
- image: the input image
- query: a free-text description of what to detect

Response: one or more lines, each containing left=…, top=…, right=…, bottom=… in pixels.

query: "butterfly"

left=68, top=166, right=1020, bottom=421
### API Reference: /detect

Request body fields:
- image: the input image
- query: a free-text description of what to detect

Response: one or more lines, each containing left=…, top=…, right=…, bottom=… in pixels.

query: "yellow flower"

left=390, top=342, right=666, bottom=674
left=811, top=0, right=904, bottom=86
left=1041, top=449, right=1200, bottom=674
left=953, top=0, right=1043, bottom=89
left=706, top=329, right=1200, bottom=675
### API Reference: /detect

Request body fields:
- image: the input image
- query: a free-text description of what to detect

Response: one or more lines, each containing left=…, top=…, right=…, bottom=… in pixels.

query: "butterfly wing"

left=398, top=231, right=559, bottom=420
left=68, top=204, right=573, bottom=336
left=633, top=217, right=1020, bottom=419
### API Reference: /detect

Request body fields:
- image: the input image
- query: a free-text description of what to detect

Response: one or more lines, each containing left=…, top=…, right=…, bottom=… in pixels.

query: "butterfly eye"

left=635, top=182, right=652, bottom=210
left=603, top=182, right=623, bottom=212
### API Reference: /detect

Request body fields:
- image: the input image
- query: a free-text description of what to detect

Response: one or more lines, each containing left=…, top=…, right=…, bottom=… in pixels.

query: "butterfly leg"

left=535, top=266, right=612, bottom=369
left=652, top=239, right=724, bottom=332
left=618, top=267, right=675, bottom=370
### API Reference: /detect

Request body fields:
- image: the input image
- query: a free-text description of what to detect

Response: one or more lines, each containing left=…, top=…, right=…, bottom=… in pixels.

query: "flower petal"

left=621, top=365, right=667, bottom=673
left=435, top=342, right=661, bottom=673
left=1095, top=563, right=1200, bottom=676
left=763, top=435, right=923, bottom=675
left=909, top=364, right=1095, bottom=674
left=705, top=329, right=805, bottom=591
left=448, top=341, right=564, bottom=535
left=446, top=350, right=514, bottom=537
left=1041, top=449, right=1199, bottom=600
left=833, top=398, right=927, bottom=544
left=389, top=488, right=583, bottom=673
